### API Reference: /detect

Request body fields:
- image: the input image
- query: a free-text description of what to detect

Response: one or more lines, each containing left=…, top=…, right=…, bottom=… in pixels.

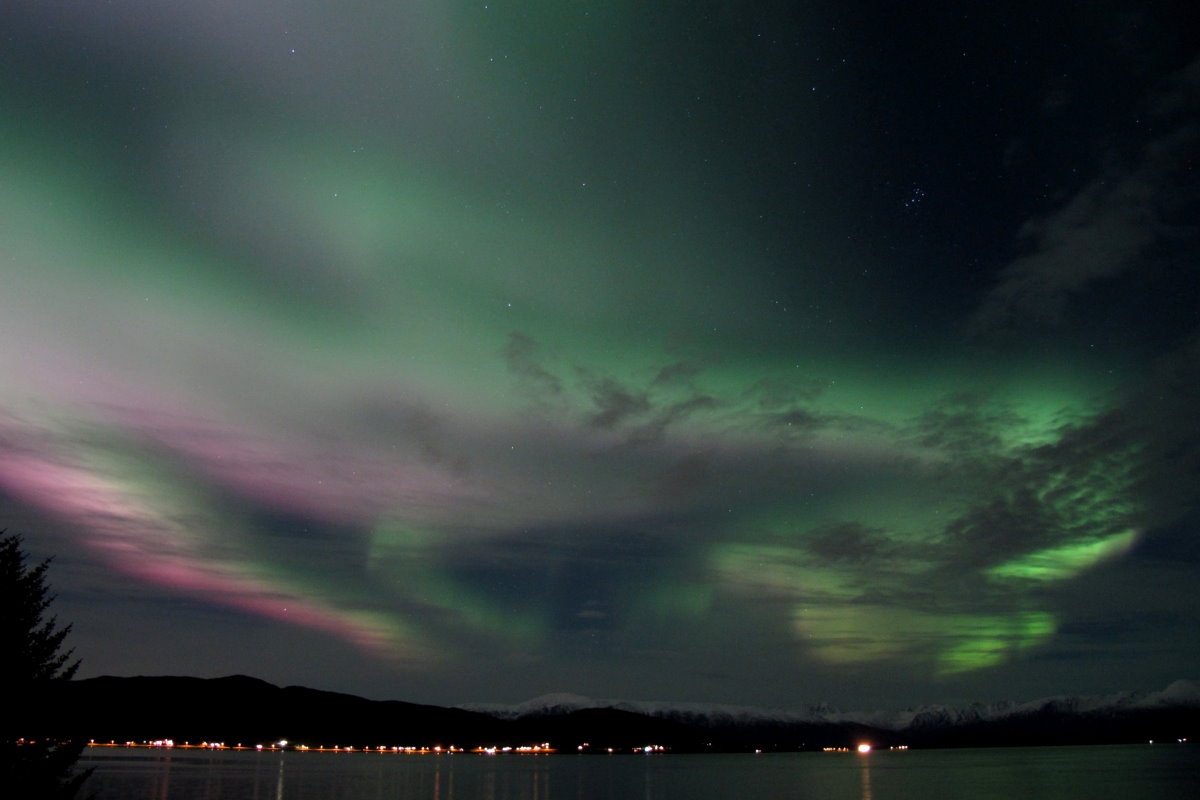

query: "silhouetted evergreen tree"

left=1, top=532, right=91, bottom=799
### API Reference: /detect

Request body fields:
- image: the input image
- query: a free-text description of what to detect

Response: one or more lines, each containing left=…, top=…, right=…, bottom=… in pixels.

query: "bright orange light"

left=856, top=743, right=872, bottom=753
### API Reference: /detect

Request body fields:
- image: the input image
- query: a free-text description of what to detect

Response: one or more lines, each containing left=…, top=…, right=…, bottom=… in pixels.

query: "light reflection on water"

left=78, top=744, right=1199, bottom=800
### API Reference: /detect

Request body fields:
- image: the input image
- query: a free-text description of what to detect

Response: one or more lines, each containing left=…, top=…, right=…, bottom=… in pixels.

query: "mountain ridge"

left=34, top=675, right=1199, bottom=752
left=460, top=679, right=1200, bottom=730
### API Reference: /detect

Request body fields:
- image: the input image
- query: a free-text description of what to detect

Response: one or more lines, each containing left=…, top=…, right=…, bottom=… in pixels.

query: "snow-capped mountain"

left=461, top=693, right=837, bottom=724
left=462, top=679, right=1200, bottom=739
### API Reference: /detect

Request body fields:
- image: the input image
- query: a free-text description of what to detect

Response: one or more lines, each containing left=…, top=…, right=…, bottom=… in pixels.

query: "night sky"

left=2, top=2, right=1197, bottom=712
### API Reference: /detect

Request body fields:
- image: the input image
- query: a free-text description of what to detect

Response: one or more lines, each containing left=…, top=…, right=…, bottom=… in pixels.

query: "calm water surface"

left=79, top=744, right=1199, bottom=800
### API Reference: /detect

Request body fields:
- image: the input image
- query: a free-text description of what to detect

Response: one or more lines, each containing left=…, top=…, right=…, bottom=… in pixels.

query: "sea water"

left=77, top=743, right=1199, bottom=800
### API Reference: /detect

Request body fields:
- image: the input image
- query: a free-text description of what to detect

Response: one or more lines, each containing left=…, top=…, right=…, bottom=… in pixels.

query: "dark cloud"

left=585, top=377, right=652, bottom=430
left=1130, top=513, right=1200, bottom=564
left=907, top=393, right=1027, bottom=460
left=653, top=453, right=715, bottom=504
left=627, top=395, right=721, bottom=446
left=503, top=331, right=564, bottom=397
left=1125, top=335, right=1200, bottom=522
left=973, top=55, right=1200, bottom=333
left=557, top=364, right=726, bottom=445
left=802, top=523, right=897, bottom=567
left=744, top=376, right=827, bottom=410
left=652, top=361, right=704, bottom=387
left=350, top=396, right=470, bottom=474
left=938, top=490, right=1063, bottom=571
left=769, top=408, right=825, bottom=431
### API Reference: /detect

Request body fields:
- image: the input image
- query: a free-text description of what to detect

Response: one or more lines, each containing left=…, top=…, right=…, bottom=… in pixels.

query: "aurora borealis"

left=2, top=2, right=1197, bottom=710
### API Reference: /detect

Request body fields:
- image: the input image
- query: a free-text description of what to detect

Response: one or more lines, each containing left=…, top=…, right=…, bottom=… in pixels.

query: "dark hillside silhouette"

left=43, top=673, right=1199, bottom=752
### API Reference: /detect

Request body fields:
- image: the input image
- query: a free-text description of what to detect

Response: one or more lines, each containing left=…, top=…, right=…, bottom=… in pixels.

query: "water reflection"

left=154, top=754, right=172, bottom=800
left=859, top=757, right=872, bottom=800
left=79, top=744, right=1200, bottom=800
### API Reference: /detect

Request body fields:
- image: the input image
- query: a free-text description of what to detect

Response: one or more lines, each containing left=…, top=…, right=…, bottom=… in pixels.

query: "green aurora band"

left=2, top=1, right=1196, bottom=707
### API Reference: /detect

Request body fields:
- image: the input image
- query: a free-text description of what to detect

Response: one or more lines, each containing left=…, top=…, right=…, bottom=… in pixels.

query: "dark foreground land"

left=31, top=675, right=1199, bottom=753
